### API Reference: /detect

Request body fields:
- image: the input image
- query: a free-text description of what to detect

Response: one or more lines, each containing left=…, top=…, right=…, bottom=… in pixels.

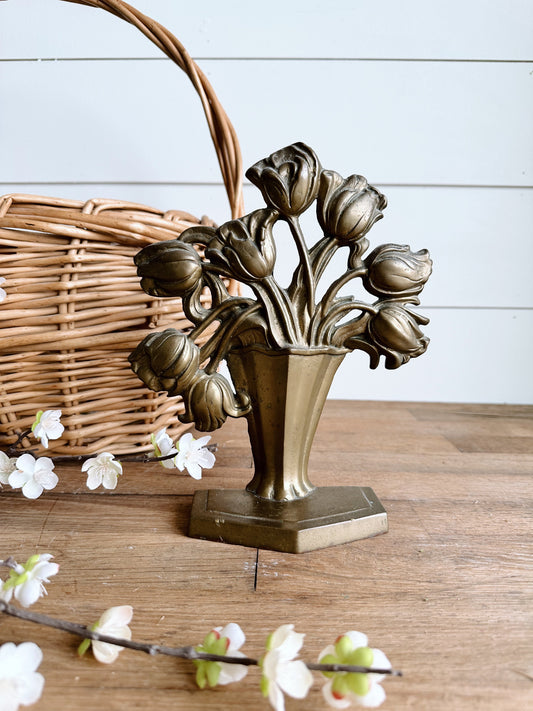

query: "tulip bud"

left=135, top=239, right=205, bottom=297
left=246, top=142, right=321, bottom=217
left=317, top=170, right=387, bottom=243
left=129, top=329, right=200, bottom=395
left=364, top=244, right=432, bottom=297
left=206, top=209, right=277, bottom=282
left=369, top=304, right=429, bottom=368
left=181, top=373, right=233, bottom=431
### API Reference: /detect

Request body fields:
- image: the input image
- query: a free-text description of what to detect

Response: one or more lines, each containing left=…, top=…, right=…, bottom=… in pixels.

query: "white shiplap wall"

left=1, top=0, right=532, bottom=404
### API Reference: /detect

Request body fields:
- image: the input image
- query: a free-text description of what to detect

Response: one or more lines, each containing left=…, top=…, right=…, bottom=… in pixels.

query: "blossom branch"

left=6, top=428, right=33, bottom=457
left=0, top=600, right=401, bottom=676
left=0, top=556, right=19, bottom=570
left=20, top=443, right=216, bottom=466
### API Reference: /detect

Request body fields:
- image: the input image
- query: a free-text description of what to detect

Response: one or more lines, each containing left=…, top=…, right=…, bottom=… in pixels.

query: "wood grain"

left=1, top=400, right=532, bottom=710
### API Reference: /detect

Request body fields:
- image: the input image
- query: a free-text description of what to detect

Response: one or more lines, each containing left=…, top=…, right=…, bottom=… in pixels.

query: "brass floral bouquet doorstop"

left=130, top=143, right=432, bottom=553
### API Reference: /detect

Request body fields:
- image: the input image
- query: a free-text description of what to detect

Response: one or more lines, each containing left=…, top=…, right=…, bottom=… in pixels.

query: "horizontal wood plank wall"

left=0, top=0, right=532, bottom=403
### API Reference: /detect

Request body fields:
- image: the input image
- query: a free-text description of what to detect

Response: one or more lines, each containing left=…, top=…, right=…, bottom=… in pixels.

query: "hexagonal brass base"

left=189, top=486, right=387, bottom=553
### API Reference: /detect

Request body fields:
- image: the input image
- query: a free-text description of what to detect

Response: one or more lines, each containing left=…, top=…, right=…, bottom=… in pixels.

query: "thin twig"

left=0, top=557, right=18, bottom=571
left=47, top=443, right=217, bottom=465
left=6, top=429, right=33, bottom=457
left=0, top=601, right=401, bottom=676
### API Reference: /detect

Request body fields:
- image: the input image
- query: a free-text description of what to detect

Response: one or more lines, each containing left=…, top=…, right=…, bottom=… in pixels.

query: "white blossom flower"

left=0, top=451, right=17, bottom=486
left=0, top=277, right=6, bottom=303
left=0, top=554, right=59, bottom=608
left=194, top=623, right=248, bottom=689
left=318, top=631, right=391, bottom=708
left=82, top=452, right=122, bottom=490
left=31, top=409, right=64, bottom=449
left=260, top=624, right=313, bottom=711
left=78, top=605, right=133, bottom=664
left=8, top=454, right=58, bottom=500
left=0, top=642, right=45, bottom=711
left=151, top=428, right=178, bottom=469
left=175, top=432, right=215, bottom=480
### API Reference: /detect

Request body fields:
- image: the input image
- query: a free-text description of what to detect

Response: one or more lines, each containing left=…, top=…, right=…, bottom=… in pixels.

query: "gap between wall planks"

left=1, top=400, right=532, bottom=710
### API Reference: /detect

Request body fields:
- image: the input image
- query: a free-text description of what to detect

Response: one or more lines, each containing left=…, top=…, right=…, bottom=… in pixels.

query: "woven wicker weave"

left=0, top=0, right=243, bottom=455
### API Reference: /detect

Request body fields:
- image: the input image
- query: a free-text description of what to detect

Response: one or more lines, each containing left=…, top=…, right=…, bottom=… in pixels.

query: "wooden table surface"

left=2, top=400, right=532, bottom=710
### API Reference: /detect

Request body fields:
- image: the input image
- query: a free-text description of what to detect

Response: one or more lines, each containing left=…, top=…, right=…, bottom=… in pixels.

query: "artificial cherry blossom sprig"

left=0, top=553, right=400, bottom=710
left=0, top=600, right=400, bottom=710
left=1, top=410, right=216, bottom=499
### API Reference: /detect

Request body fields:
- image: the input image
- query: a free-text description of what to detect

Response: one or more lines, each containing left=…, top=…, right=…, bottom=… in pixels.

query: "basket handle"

left=61, top=0, right=244, bottom=219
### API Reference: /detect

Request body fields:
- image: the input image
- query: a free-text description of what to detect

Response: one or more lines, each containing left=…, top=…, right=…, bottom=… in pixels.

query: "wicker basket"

left=0, top=0, right=243, bottom=455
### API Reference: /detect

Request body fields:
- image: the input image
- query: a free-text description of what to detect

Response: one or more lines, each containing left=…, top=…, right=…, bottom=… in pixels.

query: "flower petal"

left=11, top=641, right=43, bottom=674
left=85, top=469, right=102, bottom=490
left=217, top=623, right=245, bottom=651
left=8, top=469, right=31, bottom=489
left=0, top=584, right=14, bottom=603
left=185, top=461, right=202, bottom=480
left=177, top=432, right=193, bottom=452
left=15, top=579, right=42, bottom=607
left=345, top=631, right=369, bottom=649
left=195, top=449, right=216, bottom=469
left=268, top=680, right=286, bottom=711
left=357, top=681, right=386, bottom=708
left=271, top=624, right=305, bottom=658
left=276, top=659, right=313, bottom=699
left=97, top=605, right=133, bottom=630
left=32, top=561, right=59, bottom=582
left=368, top=648, right=391, bottom=683
left=0, top=641, right=18, bottom=674
left=15, top=453, right=36, bottom=474
left=322, top=679, right=352, bottom=709
left=91, top=640, right=122, bottom=664
left=21, top=478, right=44, bottom=500
left=34, top=467, right=59, bottom=491
left=13, top=671, right=45, bottom=706
left=193, top=435, right=211, bottom=450
left=217, top=661, right=248, bottom=685
left=102, top=470, right=118, bottom=490
left=318, top=644, right=336, bottom=662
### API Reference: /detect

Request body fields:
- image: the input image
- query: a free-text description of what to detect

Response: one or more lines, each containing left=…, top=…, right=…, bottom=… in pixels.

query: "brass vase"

left=130, top=142, right=433, bottom=553
left=188, top=345, right=388, bottom=553
left=228, top=345, right=345, bottom=501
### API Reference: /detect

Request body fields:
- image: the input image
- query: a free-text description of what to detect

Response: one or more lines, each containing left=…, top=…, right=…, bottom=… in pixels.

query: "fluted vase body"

left=227, top=345, right=346, bottom=501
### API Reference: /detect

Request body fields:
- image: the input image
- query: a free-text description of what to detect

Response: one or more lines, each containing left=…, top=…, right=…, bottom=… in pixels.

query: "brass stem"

left=310, top=267, right=367, bottom=345
left=286, top=215, right=315, bottom=318
left=253, top=278, right=303, bottom=347
left=316, top=300, right=376, bottom=346
left=203, top=304, right=262, bottom=374
left=189, top=297, right=254, bottom=342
